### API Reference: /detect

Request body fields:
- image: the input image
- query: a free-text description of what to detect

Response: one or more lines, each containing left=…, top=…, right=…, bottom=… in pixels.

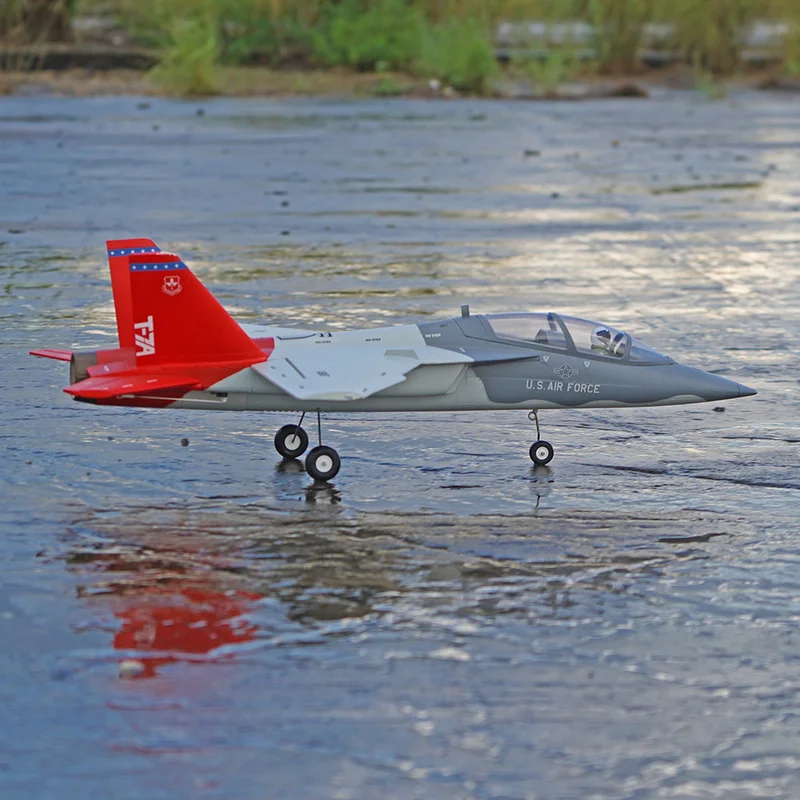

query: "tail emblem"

left=162, top=275, right=182, bottom=296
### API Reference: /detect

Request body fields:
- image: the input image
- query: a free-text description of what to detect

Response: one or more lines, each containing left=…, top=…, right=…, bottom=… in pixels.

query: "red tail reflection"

left=113, top=587, right=259, bottom=678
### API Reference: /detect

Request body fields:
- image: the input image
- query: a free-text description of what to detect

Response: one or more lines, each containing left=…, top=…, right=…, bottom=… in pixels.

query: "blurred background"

left=3, top=0, right=800, bottom=96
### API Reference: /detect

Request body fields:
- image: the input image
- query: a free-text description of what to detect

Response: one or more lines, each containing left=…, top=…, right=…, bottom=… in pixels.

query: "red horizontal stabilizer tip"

left=30, top=348, right=73, bottom=361
left=64, top=374, right=200, bottom=400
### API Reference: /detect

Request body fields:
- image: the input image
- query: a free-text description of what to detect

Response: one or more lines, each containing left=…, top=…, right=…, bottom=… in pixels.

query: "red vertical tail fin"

left=126, top=252, right=265, bottom=367
left=106, top=238, right=160, bottom=348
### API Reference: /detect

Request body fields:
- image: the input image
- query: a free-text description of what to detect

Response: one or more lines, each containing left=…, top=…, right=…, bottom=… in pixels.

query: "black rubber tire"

left=274, top=424, right=309, bottom=459
left=305, top=445, right=341, bottom=482
left=529, top=440, right=554, bottom=466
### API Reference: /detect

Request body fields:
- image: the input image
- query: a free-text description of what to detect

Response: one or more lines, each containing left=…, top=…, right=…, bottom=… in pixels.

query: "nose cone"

left=736, top=382, right=757, bottom=398
left=670, top=365, right=756, bottom=402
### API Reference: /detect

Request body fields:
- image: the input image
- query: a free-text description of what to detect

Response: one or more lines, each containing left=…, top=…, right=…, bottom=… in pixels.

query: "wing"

left=65, top=374, right=200, bottom=400
left=251, top=340, right=543, bottom=402
left=253, top=348, right=418, bottom=401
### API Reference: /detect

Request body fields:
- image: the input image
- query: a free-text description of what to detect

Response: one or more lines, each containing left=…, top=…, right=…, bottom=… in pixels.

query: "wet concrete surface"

left=1, top=93, right=799, bottom=799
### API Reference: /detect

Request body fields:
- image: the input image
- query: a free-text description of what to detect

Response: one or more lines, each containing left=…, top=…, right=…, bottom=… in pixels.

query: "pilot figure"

left=591, top=326, right=626, bottom=357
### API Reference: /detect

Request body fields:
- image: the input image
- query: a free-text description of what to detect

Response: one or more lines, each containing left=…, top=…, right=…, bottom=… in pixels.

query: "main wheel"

left=529, top=440, right=554, bottom=466
left=274, top=424, right=309, bottom=459
left=305, top=445, right=341, bottom=482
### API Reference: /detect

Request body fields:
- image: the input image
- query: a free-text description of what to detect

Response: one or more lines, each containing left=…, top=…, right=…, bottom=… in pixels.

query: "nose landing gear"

left=528, top=410, right=554, bottom=466
left=273, top=410, right=341, bottom=482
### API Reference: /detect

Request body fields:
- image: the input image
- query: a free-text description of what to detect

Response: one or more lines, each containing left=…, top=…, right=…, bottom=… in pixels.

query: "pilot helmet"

left=592, top=326, right=626, bottom=356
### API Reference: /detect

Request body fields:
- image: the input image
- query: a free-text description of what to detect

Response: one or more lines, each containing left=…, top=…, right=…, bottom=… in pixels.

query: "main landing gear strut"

left=528, top=410, right=554, bottom=466
left=274, top=411, right=341, bottom=482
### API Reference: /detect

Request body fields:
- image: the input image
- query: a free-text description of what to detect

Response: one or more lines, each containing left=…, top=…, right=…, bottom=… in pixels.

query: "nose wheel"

left=274, top=411, right=341, bottom=482
left=528, top=410, right=554, bottom=466
left=530, top=440, right=554, bottom=466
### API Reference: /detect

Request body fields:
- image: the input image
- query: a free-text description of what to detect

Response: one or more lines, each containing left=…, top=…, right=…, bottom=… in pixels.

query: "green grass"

left=313, top=0, right=424, bottom=71
left=780, top=11, right=800, bottom=76
left=587, top=0, right=652, bottom=74
left=417, top=17, right=497, bottom=93
left=148, top=11, right=220, bottom=95
left=371, top=74, right=407, bottom=95
left=47, top=0, right=800, bottom=97
left=659, top=0, right=752, bottom=74
left=514, top=47, right=584, bottom=93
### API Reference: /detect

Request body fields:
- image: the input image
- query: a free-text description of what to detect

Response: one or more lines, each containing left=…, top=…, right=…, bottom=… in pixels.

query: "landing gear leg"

left=274, top=412, right=309, bottom=459
left=305, top=410, right=341, bottom=482
left=528, top=410, right=554, bottom=466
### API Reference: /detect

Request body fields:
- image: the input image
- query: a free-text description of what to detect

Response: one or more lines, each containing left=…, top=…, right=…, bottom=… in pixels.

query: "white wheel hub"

left=315, top=455, right=334, bottom=473
left=285, top=434, right=301, bottom=450
left=536, top=446, right=549, bottom=460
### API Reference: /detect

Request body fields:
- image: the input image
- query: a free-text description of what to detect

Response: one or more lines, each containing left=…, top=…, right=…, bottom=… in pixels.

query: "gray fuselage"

left=165, top=312, right=755, bottom=413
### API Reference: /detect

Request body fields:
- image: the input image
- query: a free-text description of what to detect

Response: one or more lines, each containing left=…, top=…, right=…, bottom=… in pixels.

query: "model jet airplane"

left=31, top=238, right=757, bottom=482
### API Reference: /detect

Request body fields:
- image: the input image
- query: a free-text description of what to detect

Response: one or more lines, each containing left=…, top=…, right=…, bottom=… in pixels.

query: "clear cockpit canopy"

left=485, top=313, right=673, bottom=364
left=485, top=312, right=569, bottom=349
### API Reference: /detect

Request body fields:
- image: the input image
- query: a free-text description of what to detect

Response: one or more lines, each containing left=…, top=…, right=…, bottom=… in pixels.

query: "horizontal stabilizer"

left=65, top=374, right=200, bottom=400
left=30, top=348, right=73, bottom=362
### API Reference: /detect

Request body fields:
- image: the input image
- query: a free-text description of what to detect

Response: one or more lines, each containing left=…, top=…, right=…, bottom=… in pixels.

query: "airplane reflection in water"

left=66, top=502, right=400, bottom=676
left=69, top=545, right=260, bottom=679
left=61, top=501, right=720, bottom=677
left=112, top=586, right=259, bottom=679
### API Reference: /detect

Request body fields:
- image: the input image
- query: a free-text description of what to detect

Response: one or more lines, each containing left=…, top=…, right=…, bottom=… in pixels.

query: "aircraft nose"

left=669, top=365, right=753, bottom=402
left=736, top=382, right=757, bottom=398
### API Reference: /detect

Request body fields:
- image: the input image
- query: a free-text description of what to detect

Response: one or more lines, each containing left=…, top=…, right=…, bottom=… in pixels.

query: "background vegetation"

left=1, top=0, right=77, bottom=42
left=4, top=0, right=800, bottom=95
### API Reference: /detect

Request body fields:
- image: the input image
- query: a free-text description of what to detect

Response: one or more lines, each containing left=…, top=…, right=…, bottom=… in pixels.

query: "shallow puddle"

left=1, top=92, right=798, bottom=799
